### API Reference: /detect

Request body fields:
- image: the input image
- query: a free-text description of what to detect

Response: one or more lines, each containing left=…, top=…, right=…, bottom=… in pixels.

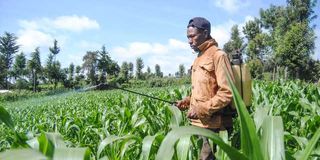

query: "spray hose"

left=82, top=83, right=176, bottom=105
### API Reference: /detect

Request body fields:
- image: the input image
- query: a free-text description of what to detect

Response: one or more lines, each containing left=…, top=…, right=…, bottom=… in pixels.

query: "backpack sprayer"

left=230, top=46, right=252, bottom=108
left=79, top=83, right=176, bottom=105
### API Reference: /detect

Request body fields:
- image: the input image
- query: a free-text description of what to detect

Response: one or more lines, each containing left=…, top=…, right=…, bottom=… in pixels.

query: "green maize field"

left=0, top=80, right=319, bottom=160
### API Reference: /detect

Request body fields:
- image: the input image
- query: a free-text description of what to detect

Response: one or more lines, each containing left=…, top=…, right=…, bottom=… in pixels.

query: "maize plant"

left=0, top=82, right=319, bottom=160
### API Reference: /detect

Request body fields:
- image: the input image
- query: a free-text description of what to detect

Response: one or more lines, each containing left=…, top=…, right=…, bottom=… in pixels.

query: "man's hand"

left=175, top=100, right=188, bottom=111
left=187, top=101, right=211, bottom=120
left=187, top=108, right=198, bottom=119
left=175, top=97, right=190, bottom=111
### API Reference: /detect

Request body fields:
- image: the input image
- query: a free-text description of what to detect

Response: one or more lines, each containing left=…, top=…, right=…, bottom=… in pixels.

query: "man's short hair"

left=187, top=17, right=211, bottom=34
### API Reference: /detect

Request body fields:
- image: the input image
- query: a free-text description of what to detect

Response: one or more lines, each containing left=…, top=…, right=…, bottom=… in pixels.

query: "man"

left=175, top=17, right=235, bottom=160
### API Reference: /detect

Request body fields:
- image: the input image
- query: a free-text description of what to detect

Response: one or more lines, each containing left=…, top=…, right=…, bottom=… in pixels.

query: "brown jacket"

left=188, top=39, right=235, bottom=129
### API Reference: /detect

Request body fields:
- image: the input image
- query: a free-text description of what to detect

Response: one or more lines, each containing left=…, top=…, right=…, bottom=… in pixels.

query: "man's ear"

left=203, top=29, right=209, bottom=39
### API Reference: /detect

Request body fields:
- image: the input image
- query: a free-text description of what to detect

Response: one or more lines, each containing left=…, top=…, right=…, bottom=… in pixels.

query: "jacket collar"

left=197, top=38, right=218, bottom=56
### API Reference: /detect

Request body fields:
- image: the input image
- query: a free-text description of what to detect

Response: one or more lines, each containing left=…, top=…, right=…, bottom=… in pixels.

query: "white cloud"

left=17, top=28, right=68, bottom=54
left=213, top=0, right=250, bottom=13
left=19, top=20, right=39, bottom=30
left=111, top=39, right=194, bottom=75
left=111, top=15, right=253, bottom=75
left=243, top=15, right=255, bottom=23
left=61, top=53, right=84, bottom=67
left=17, top=29, right=54, bottom=52
left=210, top=16, right=254, bottom=46
left=112, top=39, right=190, bottom=60
left=168, top=39, right=189, bottom=50
left=53, top=15, right=100, bottom=32
left=152, top=43, right=169, bottom=54
left=147, top=54, right=195, bottom=75
left=113, top=42, right=165, bottom=58
left=112, top=42, right=152, bottom=58
left=19, top=15, right=99, bottom=32
left=78, top=40, right=102, bottom=50
left=211, top=20, right=236, bottom=46
left=16, top=15, right=99, bottom=53
left=130, top=42, right=154, bottom=55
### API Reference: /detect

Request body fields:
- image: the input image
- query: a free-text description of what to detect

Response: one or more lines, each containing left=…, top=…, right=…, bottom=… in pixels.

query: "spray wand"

left=80, top=83, right=176, bottom=105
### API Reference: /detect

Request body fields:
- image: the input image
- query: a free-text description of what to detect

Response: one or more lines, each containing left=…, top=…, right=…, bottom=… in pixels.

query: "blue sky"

left=0, top=0, right=319, bottom=75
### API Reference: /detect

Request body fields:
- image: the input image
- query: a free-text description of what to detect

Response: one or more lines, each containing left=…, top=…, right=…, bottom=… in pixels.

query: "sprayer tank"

left=231, top=63, right=252, bottom=107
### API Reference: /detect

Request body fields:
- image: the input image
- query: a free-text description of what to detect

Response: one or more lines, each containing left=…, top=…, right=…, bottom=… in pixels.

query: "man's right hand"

left=175, top=99, right=189, bottom=111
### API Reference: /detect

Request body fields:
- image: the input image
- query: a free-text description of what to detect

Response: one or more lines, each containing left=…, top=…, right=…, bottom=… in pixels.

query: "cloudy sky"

left=0, top=0, right=319, bottom=75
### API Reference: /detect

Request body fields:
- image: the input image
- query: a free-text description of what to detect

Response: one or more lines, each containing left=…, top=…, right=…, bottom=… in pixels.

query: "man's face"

left=187, top=27, right=208, bottom=51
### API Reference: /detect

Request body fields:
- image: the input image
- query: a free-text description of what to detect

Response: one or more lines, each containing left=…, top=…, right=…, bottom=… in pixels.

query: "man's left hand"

left=187, top=108, right=198, bottom=119
left=193, top=101, right=211, bottom=119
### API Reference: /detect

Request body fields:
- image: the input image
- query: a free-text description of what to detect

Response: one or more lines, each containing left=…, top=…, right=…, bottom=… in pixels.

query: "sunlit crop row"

left=0, top=81, right=319, bottom=160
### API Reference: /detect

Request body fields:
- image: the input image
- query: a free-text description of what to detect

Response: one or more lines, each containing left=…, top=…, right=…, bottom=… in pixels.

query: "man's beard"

left=190, top=45, right=200, bottom=54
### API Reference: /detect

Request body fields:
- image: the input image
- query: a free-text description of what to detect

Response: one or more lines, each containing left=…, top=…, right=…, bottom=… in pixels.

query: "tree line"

left=223, top=0, right=319, bottom=81
left=1, top=0, right=319, bottom=91
left=0, top=35, right=187, bottom=91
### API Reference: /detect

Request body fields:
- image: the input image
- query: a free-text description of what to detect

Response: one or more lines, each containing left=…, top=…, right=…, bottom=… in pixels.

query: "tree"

left=0, top=32, right=19, bottom=89
left=0, top=57, right=5, bottom=88
left=49, top=39, right=60, bottom=60
left=136, top=57, right=144, bottom=79
left=243, top=18, right=261, bottom=41
left=60, top=67, right=70, bottom=88
left=147, top=66, right=151, bottom=75
left=128, top=62, right=134, bottom=79
left=242, top=18, right=271, bottom=79
left=178, top=64, right=186, bottom=78
left=45, top=53, right=54, bottom=84
left=305, top=59, right=320, bottom=82
left=46, top=39, right=61, bottom=89
left=260, top=5, right=287, bottom=31
left=82, top=51, right=98, bottom=85
left=223, top=25, right=244, bottom=55
left=286, top=0, right=317, bottom=24
left=12, top=52, right=27, bottom=90
left=259, top=4, right=291, bottom=78
left=50, top=61, right=61, bottom=89
left=243, top=21, right=270, bottom=60
left=146, top=66, right=152, bottom=78
left=230, top=25, right=244, bottom=50
left=280, top=0, right=317, bottom=80
left=155, top=64, right=163, bottom=78
left=275, top=22, right=315, bottom=79
left=74, top=65, right=83, bottom=86
left=12, top=52, right=27, bottom=80
left=259, top=0, right=317, bottom=80
left=108, top=61, right=120, bottom=77
left=97, top=45, right=112, bottom=83
left=119, top=61, right=129, bottom=82
left=66, top=63, right=75, bottom=88
left=68, top=63, right=75, bottom=81
left=75, top=65, right=81, bottom=76
left=27, top=47, right=42, bottom=92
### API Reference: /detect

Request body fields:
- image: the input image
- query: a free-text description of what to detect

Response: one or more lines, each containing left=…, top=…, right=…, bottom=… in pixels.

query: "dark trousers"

left=200, top=136, right=215, bottom=160
left=199, top=128, right=232, bottom=160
